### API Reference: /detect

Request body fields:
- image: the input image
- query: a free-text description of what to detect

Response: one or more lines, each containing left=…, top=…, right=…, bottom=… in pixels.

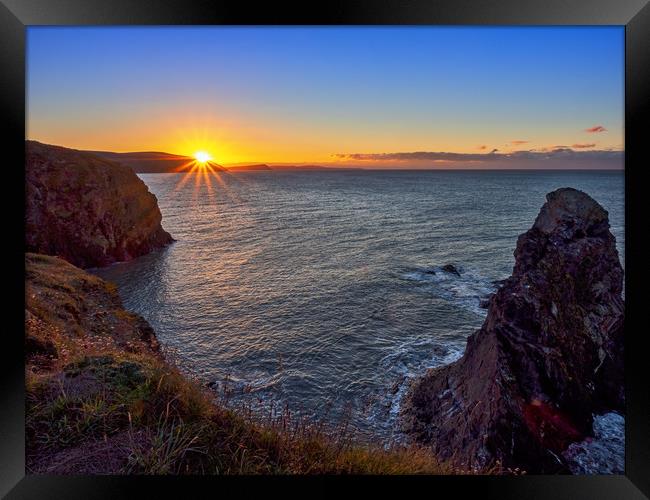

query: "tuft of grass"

left=124, top=414, right=206, bottom=475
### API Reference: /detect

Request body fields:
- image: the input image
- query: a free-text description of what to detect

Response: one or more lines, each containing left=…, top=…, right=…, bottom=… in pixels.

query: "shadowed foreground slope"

left=25, top=253, right=462, bottom=475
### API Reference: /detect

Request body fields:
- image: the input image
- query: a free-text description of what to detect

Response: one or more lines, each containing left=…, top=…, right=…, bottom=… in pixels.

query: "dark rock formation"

left=401, top=188, right=624, bottom=473
left=441, top=264, right=461, bottom=276
left=26, top=141, right=174, bottom=268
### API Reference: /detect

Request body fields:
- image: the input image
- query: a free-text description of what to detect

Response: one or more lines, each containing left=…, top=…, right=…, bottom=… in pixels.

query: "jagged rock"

left=441, top=264, right=461, bottom=276
left=390, top=376, right=406, bottom=395
left=401, top=188, right=624, bottom=473
left=26, top=141, right=174, bottom=268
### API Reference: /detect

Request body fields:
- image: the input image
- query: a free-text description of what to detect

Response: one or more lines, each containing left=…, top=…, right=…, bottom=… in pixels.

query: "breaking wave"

left=564, top=412, right=625, bottom=474
left=403, top=264, right=501, bottom=317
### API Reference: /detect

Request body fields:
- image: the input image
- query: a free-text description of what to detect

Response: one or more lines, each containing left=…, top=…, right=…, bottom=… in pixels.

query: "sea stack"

left=401, top=188, right=624, bottom=473
left=25, top=141, right=174, bottom=268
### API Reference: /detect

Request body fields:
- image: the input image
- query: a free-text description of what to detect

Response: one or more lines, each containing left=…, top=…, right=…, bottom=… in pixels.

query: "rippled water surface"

left=94, top=170, right=624, bottom=443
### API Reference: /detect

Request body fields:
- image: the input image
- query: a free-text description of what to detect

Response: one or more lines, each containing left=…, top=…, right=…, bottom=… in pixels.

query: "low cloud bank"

left=332, top=148, right=623, bottom=169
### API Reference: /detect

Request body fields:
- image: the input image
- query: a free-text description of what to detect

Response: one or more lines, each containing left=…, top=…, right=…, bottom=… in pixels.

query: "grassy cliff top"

left=26, top=253, right=473, bottom=475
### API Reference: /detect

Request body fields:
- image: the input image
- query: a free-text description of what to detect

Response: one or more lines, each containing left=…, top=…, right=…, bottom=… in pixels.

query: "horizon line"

left=25, top=139, right=625, bottom=171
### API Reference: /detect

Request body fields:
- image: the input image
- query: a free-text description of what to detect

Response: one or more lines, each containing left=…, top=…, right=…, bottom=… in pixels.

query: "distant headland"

left=86, top=150, right=357, bottom=173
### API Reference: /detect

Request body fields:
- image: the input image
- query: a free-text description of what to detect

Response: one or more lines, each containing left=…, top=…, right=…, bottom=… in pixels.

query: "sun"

left=194, top=151, right=212, bottom=164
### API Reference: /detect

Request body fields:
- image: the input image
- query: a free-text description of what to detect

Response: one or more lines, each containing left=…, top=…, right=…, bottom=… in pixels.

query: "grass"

left=25, top=253, right=494, bottom=475
left=26, top=349, right=470, bottom=474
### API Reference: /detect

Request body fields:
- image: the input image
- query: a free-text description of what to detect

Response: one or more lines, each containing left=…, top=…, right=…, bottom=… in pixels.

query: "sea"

left=93, top=169, right=625, bottom=474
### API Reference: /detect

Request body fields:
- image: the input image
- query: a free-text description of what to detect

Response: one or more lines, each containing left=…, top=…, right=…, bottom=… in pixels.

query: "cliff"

left=24, top=142, right=460, bottom=474
left=401, top=188, right=625, bottom=473
left=26, top=141, right=174, bottom=268
left=26, top=253, right=159, bottom=370
left=25, top=253, right=456, bottom=474
left=25, top=253, right=162, bottom=473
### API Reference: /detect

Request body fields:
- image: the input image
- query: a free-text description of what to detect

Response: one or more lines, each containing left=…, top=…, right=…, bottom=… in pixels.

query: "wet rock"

left=401, top=188, right=624, bottom=473
left=390, top=376, right=406, bottom=395
left=441, top=264, right=461, bottom=276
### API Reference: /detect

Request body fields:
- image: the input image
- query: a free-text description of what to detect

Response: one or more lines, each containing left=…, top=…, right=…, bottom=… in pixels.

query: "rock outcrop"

left=401, top=188, right=624, bottom=473
left=26, top=253, right=159, bottom=371
left=26, top=141, right=174, bottom=268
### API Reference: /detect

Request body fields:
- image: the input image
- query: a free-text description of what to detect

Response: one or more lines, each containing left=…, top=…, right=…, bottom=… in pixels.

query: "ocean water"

left=93, top=169, right=625, bottom=470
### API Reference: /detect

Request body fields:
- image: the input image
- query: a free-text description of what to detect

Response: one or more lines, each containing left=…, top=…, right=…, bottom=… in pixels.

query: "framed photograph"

left=2, top=0, right=648, bottom=498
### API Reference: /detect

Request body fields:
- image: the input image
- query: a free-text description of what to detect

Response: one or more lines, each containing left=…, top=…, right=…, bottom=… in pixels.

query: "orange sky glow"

left=27, top=27, right=624, bottom=169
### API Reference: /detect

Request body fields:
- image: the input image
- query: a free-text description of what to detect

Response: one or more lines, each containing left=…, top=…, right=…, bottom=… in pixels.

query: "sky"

left=27, top=26, right=624, bottom=169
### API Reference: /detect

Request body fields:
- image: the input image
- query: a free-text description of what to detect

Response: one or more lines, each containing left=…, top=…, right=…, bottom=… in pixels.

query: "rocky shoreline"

left=24, top=142, right=455, bottom=474
left=25, top=252, right=456, bottom=474
left=24, top=142, right=625, bottom=473
left=400, top=188, right=625, bottom=473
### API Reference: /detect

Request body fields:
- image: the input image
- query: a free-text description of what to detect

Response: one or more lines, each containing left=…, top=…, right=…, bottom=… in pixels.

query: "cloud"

left=332, top=148, right=623, bottom=168
left=511, top=140, right=529, bottom=145
left=571, top=143, right=596, bottom=149
left=585, top=125, right=607, bottom=133
left=477, top=145, right=487, bottom=150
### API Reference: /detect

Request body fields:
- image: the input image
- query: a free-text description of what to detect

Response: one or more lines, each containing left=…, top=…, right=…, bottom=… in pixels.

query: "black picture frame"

left=2, top=1, right=648, bottom=498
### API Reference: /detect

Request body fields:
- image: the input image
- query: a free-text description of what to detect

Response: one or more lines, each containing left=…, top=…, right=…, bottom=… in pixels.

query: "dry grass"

left=26, top=349, right=471, bottom=475
left=25, top=252, right=496, bottom=475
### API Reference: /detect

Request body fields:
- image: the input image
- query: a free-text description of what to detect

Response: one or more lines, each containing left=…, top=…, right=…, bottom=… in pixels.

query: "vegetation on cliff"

left=26, top=253, right=459, bottom=474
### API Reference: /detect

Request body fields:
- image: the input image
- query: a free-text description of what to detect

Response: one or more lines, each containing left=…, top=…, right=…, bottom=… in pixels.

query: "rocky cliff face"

left=401, top=188, right=624, bottom=473
left=26, top=141, right=173, bottom=268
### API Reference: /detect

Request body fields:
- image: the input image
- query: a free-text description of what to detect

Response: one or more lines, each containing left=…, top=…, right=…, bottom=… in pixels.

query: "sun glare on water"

left=170, top=148, right=243, bottom=202
left=194, top=151, right=212, bottom=164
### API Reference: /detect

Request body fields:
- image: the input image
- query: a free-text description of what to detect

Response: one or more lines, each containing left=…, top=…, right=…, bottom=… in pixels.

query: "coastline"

left=24, top=143, right=625, bottom=475
left=25, top=253, right=461, bottom=475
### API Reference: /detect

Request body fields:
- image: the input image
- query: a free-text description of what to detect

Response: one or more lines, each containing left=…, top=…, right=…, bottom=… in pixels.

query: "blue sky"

left=27, top=26, right=624, bottom=167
